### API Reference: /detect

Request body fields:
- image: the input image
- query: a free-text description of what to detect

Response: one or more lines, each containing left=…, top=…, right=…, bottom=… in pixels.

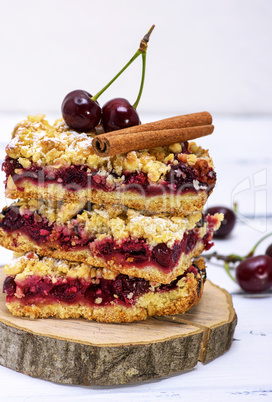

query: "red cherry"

left=236, top=255, right=272, bottom=293
left=152, top=243, right=173, bottom=267
left=61, top=90, right=101, bottom=132
left=3, top=276, right=16, bottom=296
left=101, top=98, right=140, bottom=132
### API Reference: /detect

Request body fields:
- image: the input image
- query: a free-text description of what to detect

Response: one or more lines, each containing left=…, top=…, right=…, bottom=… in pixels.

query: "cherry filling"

left=3, top=264, right=203, bottom=307
left=201, top=214, right=220, bottom=251
left=2, top=154, right=216, bottom=196
left=0, top=205, right=53, bottom=243
left=94, top=238, right=184, bottom=272
left=0, top=206, right=216, bottom=272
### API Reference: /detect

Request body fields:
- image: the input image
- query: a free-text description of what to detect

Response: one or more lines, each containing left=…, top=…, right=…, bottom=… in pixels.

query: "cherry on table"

left=235, top=255, right=272, bottom=293
left=206, top=206, right=236, bottom=238
left=101, top=98, right=140, bottom=132
left=61, top=90, right=101, bottom=132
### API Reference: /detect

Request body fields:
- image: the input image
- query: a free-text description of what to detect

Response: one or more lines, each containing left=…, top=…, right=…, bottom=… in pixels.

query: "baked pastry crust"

left=0, top=199, right=204, bottom=245
left=0, top=231, right=207, bottom=284
left=0, top=200, right=222, bottom=283
left=4, top=182, right=210, bottom=217
left=3, top=115, right=216, bottom=216
left=3, top=253, right=206, bottom=323
left=7, top=115, right=214, bottom=173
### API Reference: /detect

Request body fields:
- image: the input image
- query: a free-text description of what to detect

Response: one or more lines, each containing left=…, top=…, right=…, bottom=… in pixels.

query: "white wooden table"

left=0, top=114, right=271, bottom=401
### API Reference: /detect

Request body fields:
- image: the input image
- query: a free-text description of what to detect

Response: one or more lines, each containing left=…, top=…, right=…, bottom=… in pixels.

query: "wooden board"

left=0, top=268, right=237, bottom=386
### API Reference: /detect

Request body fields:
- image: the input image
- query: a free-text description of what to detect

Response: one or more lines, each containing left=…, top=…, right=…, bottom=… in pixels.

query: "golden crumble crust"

left=4, top=252, right=117, bottom=281
left=4, top=254, right=205, bottom=323
left=2, top=199, right=208, bottom=247
left=6, top=114, right=214, bottom=185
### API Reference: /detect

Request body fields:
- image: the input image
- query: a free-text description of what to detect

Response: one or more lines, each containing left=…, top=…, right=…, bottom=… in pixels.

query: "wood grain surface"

left=0, top=268, right=237, bottom=386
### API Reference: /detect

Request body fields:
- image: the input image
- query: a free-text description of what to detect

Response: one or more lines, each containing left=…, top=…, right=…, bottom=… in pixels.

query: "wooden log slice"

left=0, top=268, right=237, bottom=386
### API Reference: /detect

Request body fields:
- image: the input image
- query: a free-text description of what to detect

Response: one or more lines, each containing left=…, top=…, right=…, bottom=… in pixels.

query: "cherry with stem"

left=62, top=25, right=155, bottom=132
left=204, top=232, right=272, bottom=292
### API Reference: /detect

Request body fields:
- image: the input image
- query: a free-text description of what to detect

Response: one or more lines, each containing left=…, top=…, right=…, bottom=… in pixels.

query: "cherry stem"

left=204, top=251, right=244, bottom=264
left=91, top=25, right=155, bottom=103
left=204, top=232, right=272, bottom=264
left=245, top=232, right=272, bottom=258
left=132, top=52, right=146, bottom=109
left=132, top=24, right=155, bottom=109
left=224, top=261, right=236, bottom=283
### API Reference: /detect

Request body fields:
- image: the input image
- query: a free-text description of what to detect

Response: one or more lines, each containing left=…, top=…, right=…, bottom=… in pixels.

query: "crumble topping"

left=6, top=115, right=214, bottom=184
left=1, top=199, right=223, bottom=248
left=5, top=252, right=117, bottom=281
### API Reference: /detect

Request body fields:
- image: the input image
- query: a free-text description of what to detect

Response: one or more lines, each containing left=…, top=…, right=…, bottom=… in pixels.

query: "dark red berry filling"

left=2, top=152, right=216, bottom=197
left=3, top=264, right=202, bottom=307
left=3, top=276, right=16, bottom=296
left=201, top=214, right=220, bottom=251
left=0, top=205, right=53, bottom=243
left=94, top=238, right=184, bottom=272
left=0, top=206, right=215, bottom=272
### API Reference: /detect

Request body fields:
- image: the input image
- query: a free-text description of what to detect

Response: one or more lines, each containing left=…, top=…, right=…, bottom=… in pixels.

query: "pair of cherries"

left=61, top=26, right=155, bottom=133
left=62, top=91, right=139, bottom=133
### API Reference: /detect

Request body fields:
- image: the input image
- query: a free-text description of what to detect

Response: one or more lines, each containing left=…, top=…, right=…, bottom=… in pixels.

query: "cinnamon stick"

left=92, top=112, right=214, bottom=157
left=100, top=111, right=212, bottom=137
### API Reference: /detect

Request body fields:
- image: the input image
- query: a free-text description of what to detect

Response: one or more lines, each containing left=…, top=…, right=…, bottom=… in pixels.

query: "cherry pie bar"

left=3, top=252, right=206, bottom=323
left=0, top=199, right=222, bottom=284
left=1, top=111, right=221, bottom=323
left=3, top=115, right=216, bottom=216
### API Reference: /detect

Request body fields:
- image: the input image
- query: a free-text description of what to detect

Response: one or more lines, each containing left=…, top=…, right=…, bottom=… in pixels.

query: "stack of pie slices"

left=0, top=114, right=223, bottom=322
